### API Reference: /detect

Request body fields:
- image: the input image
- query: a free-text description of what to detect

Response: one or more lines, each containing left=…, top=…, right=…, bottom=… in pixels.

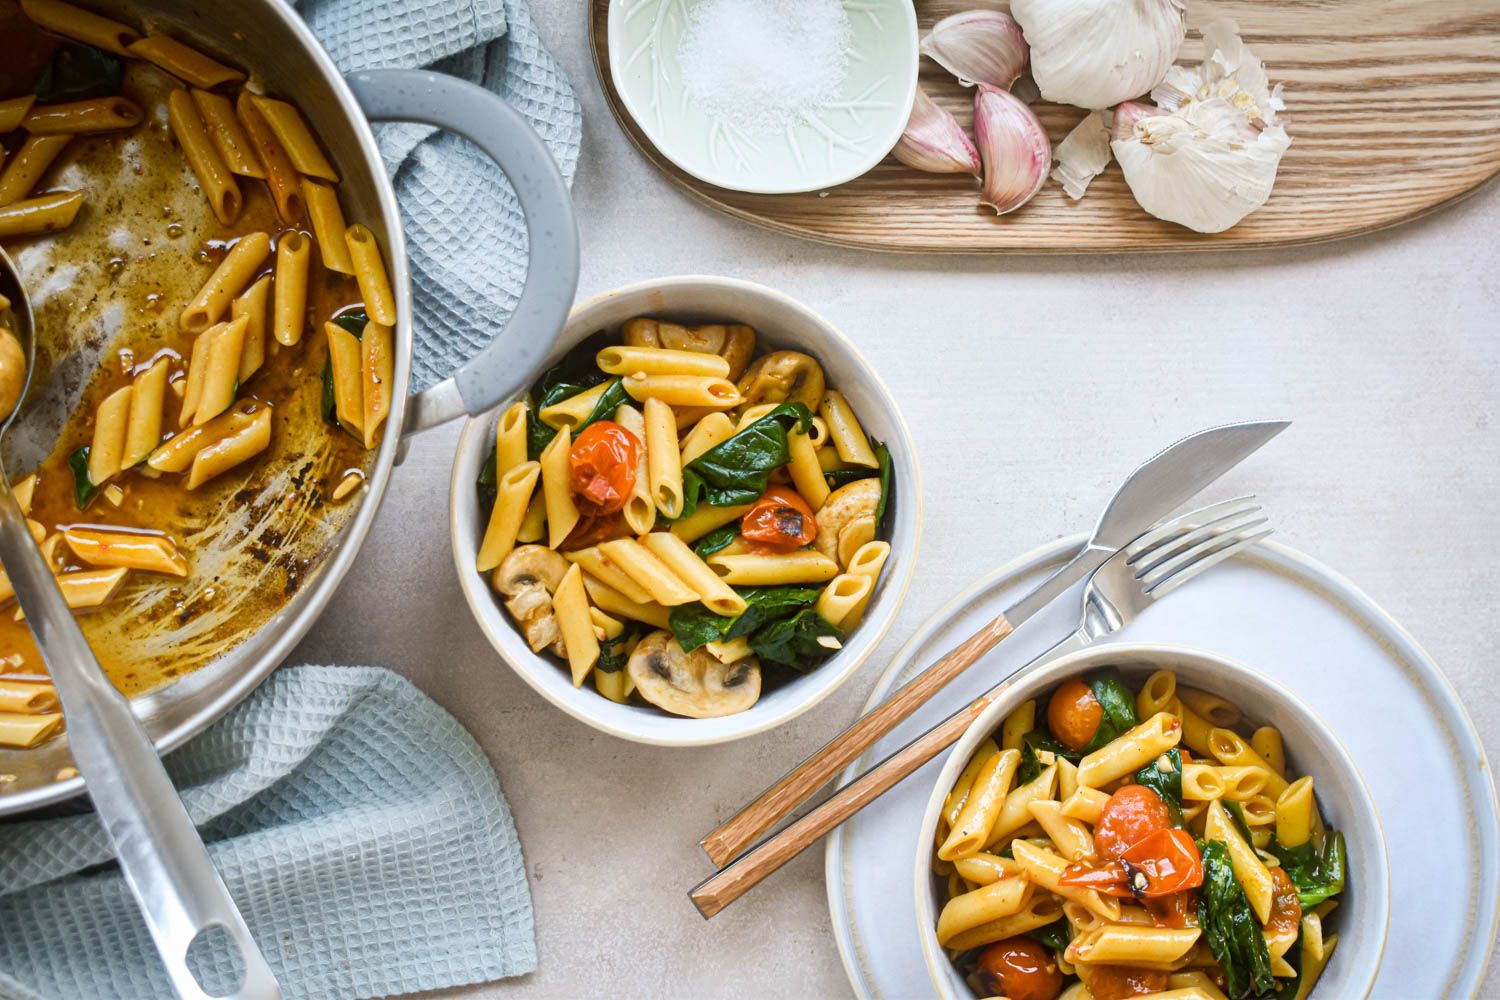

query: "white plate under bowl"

left=826, top=535, right=1500, bottom=999
left=606, top=0, right=918, bottom=194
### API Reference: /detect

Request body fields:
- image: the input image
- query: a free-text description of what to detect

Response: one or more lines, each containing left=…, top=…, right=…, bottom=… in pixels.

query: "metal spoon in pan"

left=0, top=248, right=279, bottom=1000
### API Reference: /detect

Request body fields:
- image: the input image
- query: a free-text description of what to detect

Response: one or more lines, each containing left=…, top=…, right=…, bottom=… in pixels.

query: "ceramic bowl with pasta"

left=449, top=276, right=921, bottom=745
left=914, top=644, right=1389, bottom=1000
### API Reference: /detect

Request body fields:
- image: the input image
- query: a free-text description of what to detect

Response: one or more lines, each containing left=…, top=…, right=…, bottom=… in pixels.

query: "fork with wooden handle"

left=697, top=419, right=1289, bottom=868
left=690, top=497, right=1272, bottom=917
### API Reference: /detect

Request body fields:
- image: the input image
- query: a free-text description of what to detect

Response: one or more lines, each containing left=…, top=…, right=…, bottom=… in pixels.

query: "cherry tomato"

left=1077, top=964, right=1169, bottom=1000
left=1142, top=888, right=1196, bottom=928
left=568, top=421, right=641, bottom=513
left=740, top=486, right=816, bottom=552
left=1047, top=678, right=1103, bottom=753
left=559, top=510, right=629, bottom=551
left=1059, top=860, right=1134, bottom=898
left=975, top=937, right=1063, bottom=1000
left=1093, top=785, right=1172, bottom=862
left=1121, top=828, right=1203, bottom=897
left=1267, top=866, right=1303, bottom=937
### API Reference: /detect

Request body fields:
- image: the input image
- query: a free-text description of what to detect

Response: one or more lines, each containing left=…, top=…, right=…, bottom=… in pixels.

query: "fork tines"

left=1126, top=496, right=1273, bottom=598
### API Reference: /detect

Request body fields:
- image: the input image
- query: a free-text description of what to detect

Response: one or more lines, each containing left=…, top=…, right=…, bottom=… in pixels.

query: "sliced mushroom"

left=492, top=545, right=571, bottom=656
left=836, top=514, right=877, bottom=569
left=622, top=318, right=757, bottom=380
left=815, top=478, right=881, bottom=566
left=627, top=630, right=762, bottom=718
left=736, top=350, right=825, bottom=412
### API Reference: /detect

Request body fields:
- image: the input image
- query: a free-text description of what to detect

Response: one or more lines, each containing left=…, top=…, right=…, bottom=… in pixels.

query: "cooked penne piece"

left=270, top=229, right=310, bottom=346
left=814, top=573, right=871, bottom=629
left=1059, top=786, right=1112, bottom=825
left=840, top=540, right=889, bottom=629
left=952, top=853, right=1021, bottom=887
left=64, top=527, right=187, bottom=576
left=939, top=749, right=1020, bottom=860
left=578, top=573, right=671, bottom=631
left=88, top=383, right=133, bottom=485
left=20, top=0, right=140, bottom=54
left=182, top=230, right=269, bottom=332
left=0, top=711, right=64, bottom=749
left=190, top=89, right=264, bottom=178
left=597, top=538, right=697, bottom=607
left=22, top=96, right=143, bottom=135
left=178, top=328, right=211, bottom=427
left=0, top=96, right=36, bottom=133
left=325, top=322, right=363, bottom=435
left=0, top=680, right=58, bottom=713
left=1029, top=799, right=1094, bottom=862
left=1215, top=764, right=1270, bottom=801
left=564, top=547, right=654, bottom=605
left=597, top=345, right=731, bottom=379
left=148, top=399, right=259, bottom=473
left=16, top=566, right=129, bottom=620
left=1203, top=799, right=1275, bottom=923
left=1001, top=700, right=1035, bottom=751
left=943, top=895, right=1064, bottom=953
left=613, top=404, right=655, bottom=535
left=706, top=550, right=839, bottom=586
left=186, top=403, right=271, bottom=488
left=129, top=35, right=244, bottom=88
left=668, top=500, right=751, bottom=544
left=1069, top=924, right=1201, bottom=965
left=232, top=275, right=271, bottom=382
left=121, top=357, right=170, bottom=468
left=10, top=473, right=36, bottom=517
left=1181, top=762, right=1227, bottom=801
left=0, top=191, right=85, bottom=238
left=361, top=321, right=394, bottom=449
left=820, top=389, right=878, bottom=468
left=539, top=380, right=612, bottom=430
left=249, top=96, right=338, bottom=181
left=679, top=412, right=736, bottom=465
left=1136, top=669, right=1177, bottom=719
left=623, top=372, right=740, bottom=409
left=193, top=314, right=248, bottom=425
left=552, top=564, right=599, bottom=687
left=643, top=397, right=683, bottom=518
left=704, top=636, right=752, bottom=664
left=639, top=532, right=746, bottom=616
left=785, top=426, right=830, bottom=511
left=0, top=135, right=71, bottom=206
left=476, top=461, right=541, bottom=573
left=1076, top=711, right=1182, bottom=788
left=301, top=178, right=353, bottom=273
left=1275, top=775, right=1316, bottom=848
left=1251, top=726, right=1286, bottom=776
left=944, top=739, right=999, bottom=826
left=235, top=91, right=304, bottom=223
left=987, top=762, right=1057, bottom=845
left=1178, top=687, right=1242, bottom=728
left=344, top=225, right=397, bottom=326
left=936, top=876, right=1033, bottom=946
left=1207, top=727, right=1289, bottom=797
left=1010, top=839, right=1120, bottom=923
left=166, top=89, right=240, bottom=225
left=516, top=490, right=546, bottom=544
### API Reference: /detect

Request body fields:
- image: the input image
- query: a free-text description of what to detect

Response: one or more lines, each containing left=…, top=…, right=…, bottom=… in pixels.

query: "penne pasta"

left=706, top=550, right=839, bottom=586
left=22, top=96, right=143, bottom=135
left=564, top=546, right=653, bottom=606
left=814, top=573, right=871, bottom=629
left=301, top=178, right=354, bottom=273
left=476, top=462, right=541, bottom=573
left=639, top=531, right=746, bottom=616
left=182, top=230, right=270, bottom=332
left=232, top=275, right=271, bottom=382
left=785, top=426, right=830, bottom=510
left=1076, top=711, right=1182, bottom=788
left=669, top=501, right=752, bottom=543
left=235, top=91, right=304, bottom=223
left=88, top=384, right=133, bottom=485
left=679, top=412, right=736, bottom=465
left=121, top=357, right=170, bottom=468
left=0, top=191, right=85, bottom=238
left=494, top=402, right=529, bottom=474
left=613, top=404, right=656, bottom=535
left=360, top=321, right=394, bottom=449
left=643, top=397, right=684, bottom=518
left=819, top=389, right=878, bottom=467
left=16, top=566, right=129, bottom=620
left=1275, top=775, right=1316, bottom=848
left=579, top=574, right=671, bottom=630
left=623, top=372, right=741, bottom=409
left=597, top=345, right=731, bottom=379
left=325, top=322, right=364, bottom=435
left=0, top=711, right=64, bottom=749
left=540, top=428, right=581, bottom=548
left=344, top=224, right=397, bottom=326
left=129, top=35, right=244, bottom=88
left=64, top=527, right=187, bottom=576
left=190, top=89, right=264, bottom=178
left=186, top=403, right=271, bottom=488
left=0, top=96, right=36, bottom=133
left=539, top=380, right=612, bottom=430
left=1001, top=700, right=1036, bottom=752
left=551, top=564, right=599, bottom=687
left=272, top=229, right=311, bottom=346
left=987, top=763, right=1058, bottom=846
left=1204, top=799, right=1275, bottom=923
left=0, top=135, right=71, bottom=206
left=597, top=538, right=698, bottom=606
left=249, top=96, right=339, bottom=181
left=193, top=314, right=248, bottom=425
left=936, top=876, right=1033, bottom=946
left=1251, top=726, right=1287, bottom=776
left=20, top=0, right=140, bottom=54
left=167, top=89, right=240, bottom=224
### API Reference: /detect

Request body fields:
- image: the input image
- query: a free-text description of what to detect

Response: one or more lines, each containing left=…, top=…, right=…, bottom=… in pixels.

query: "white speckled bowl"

left=914, top=644, right=1390, bottom=999
left=606, top=0, right=918, bottom=194
left=449, top=276, right=921, bottom=745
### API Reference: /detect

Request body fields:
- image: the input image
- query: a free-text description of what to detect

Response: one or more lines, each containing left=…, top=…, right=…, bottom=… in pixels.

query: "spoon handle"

left=0, top=487, right=280, bottom=1000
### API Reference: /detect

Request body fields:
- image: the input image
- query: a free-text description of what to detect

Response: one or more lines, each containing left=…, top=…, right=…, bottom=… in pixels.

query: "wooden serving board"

left=588, top=1, right=1500, bottom=253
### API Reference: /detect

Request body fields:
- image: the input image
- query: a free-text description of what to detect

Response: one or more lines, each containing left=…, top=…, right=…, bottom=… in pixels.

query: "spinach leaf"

left=332, top=309, right=368, bottom=337
left=596, top=627, right=637, bottom=674
left=33, top=44, right=122, bottom=104
left=1024, top=917, right=1072, bottom=953
left=693, top=523, right=739, bottom=557
left=668, top=603, right=732, bottom=653
left=575, top=378, right=630, bottom=437
left=524, top=332, right=613, bottom=460
left=1198, top=838, right=1275, bottom=998
left=1016, top=729, right=1078, bottom=785
left=749, top=608, right=843, bottom=671
left=476, top=451, right=498, bottom=512
left=67, top=446, right=99, bottom=508
left=667, top=585, right=821, bottom=653
left=1272, top=831, right=1346, bottom=909
left=1226, top=801, right=1257, bottom=846
left=320, top=354, right=338, bottom=426
left=677, top=402, right=813, bottom=519
left=824, top=467, right=876, bottom=490
left=1084, top=668, right=1140, bottom=752
left=1135, top=747, right=1184, bottom=825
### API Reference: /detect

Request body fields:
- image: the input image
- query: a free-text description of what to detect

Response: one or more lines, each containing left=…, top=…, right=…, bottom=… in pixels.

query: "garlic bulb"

left=1010, top=0, right=1186, bottom=110
left=1154, top=18, right=1284, bottom=127
left=893, top=86, right=981, bottom=176
left=1112, top=100, right=1290, bottom=232
left=920, top=10, right=1028, bottom=90
left=974, top=84, right=1050, bottom=215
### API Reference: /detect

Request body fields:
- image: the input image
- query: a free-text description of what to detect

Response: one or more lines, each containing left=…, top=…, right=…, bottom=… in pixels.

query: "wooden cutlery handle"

left=690, top=695, right=991, bottom=918
left=699, top=612, right=1012, bottom=868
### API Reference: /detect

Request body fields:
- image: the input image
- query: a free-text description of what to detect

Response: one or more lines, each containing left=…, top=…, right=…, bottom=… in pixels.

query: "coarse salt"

left=678, top=0, right=852, bottom=135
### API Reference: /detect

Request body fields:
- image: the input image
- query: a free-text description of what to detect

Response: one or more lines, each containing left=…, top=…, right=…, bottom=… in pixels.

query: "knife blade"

left=697, top=419, right=1289, bottom=868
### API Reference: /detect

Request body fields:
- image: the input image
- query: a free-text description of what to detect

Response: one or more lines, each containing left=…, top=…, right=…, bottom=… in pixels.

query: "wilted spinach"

left=33, top=44, right=122, bottom=103
left=1134, top=746, right=1184, bottom=825
left=68, top=446, right=99, bottom=508
left=676, top=402, right=813, bottom=519
left=1198, top=838, right=1275, bottom=998
left=1272, top=831, right=1347, bottom=909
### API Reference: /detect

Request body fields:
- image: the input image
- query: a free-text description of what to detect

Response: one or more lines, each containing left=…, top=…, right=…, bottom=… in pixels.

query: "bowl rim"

left=604, top=0, right=920, bottom=195
left=910, top=641, right=1392, bottom=1000
left=447, top=274, right=924, bottom=746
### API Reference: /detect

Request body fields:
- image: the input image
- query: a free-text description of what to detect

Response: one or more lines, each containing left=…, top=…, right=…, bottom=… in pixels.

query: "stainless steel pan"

left=0, top=0, right=578, bottom=813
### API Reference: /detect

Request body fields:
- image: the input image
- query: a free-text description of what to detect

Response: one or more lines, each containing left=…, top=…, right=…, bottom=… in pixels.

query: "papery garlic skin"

left=1112, top=99, right=1291, bottom=232
left=1011, top=0, right=1187, bottom=110
left=1154, top=18, right=1284, bottom=127
left=974, top=84, right=1051, bottom=215
left=893, top=86, right=982, bottom=176
left=920, top=10, right=1029, bottom=90
left=1051, top=111, right=1112, bottom=199
left=1110, top=101, right=1158, bottom=141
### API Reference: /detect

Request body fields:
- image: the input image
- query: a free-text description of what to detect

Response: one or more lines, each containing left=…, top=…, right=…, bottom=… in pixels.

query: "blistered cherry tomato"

left=740, top=486, right=816, bottom=552
left=568, top=421, right=641, bottom=513
left=1122, top=828, right=1203, bottom=897
left=1093, top=784, right=1172, bottom=862
left=975, top=937, right=1063, bottom=1000
left=1267, top=866, right=1303, bottom=937
left=1078, top=964, right=1169, bottom=1000
left=1047, top=678, right=1103, bottom=753
left=1059, top=860, right=1134, bottom=898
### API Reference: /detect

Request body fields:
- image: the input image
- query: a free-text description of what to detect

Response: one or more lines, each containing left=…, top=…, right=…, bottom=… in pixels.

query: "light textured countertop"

left=290, top=6, right=1500, bottom=998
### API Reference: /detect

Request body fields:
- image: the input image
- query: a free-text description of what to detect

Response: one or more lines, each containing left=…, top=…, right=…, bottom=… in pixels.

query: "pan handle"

left=345, top=68, right=579, bottom=436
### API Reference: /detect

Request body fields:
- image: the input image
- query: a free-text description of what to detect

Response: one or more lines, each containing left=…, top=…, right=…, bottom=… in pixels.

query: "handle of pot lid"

left=345, top=68, right=579, bottom=436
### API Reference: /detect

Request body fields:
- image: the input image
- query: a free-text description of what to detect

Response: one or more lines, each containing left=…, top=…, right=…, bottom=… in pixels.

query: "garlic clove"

left=920, top=10, right=1029, bottom=90
left=1051, top=110, right=1112, bottom=200
left=973, top=84, right=1051, bottom=215
left=1011, top=0, right=1186, bottom=110
left=1110, top=101, right=1159, bottom=141
left=892, top=86, right=981, bottom=176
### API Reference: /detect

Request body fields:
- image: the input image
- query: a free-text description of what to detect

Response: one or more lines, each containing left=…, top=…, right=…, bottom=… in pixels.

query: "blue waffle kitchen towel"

left=0, top=666, right=534, bottom=1000
left=297, top=0, right=582, bottom=392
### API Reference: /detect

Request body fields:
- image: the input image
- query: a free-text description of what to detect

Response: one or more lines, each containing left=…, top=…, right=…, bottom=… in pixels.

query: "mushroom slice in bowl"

left=736, top=350, right=825, bottom=411
left=627, top=630, right=762, bottom=718
left=493, top=545, right=571, bottom=655
left=816, top=478, right=881, bottom=568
